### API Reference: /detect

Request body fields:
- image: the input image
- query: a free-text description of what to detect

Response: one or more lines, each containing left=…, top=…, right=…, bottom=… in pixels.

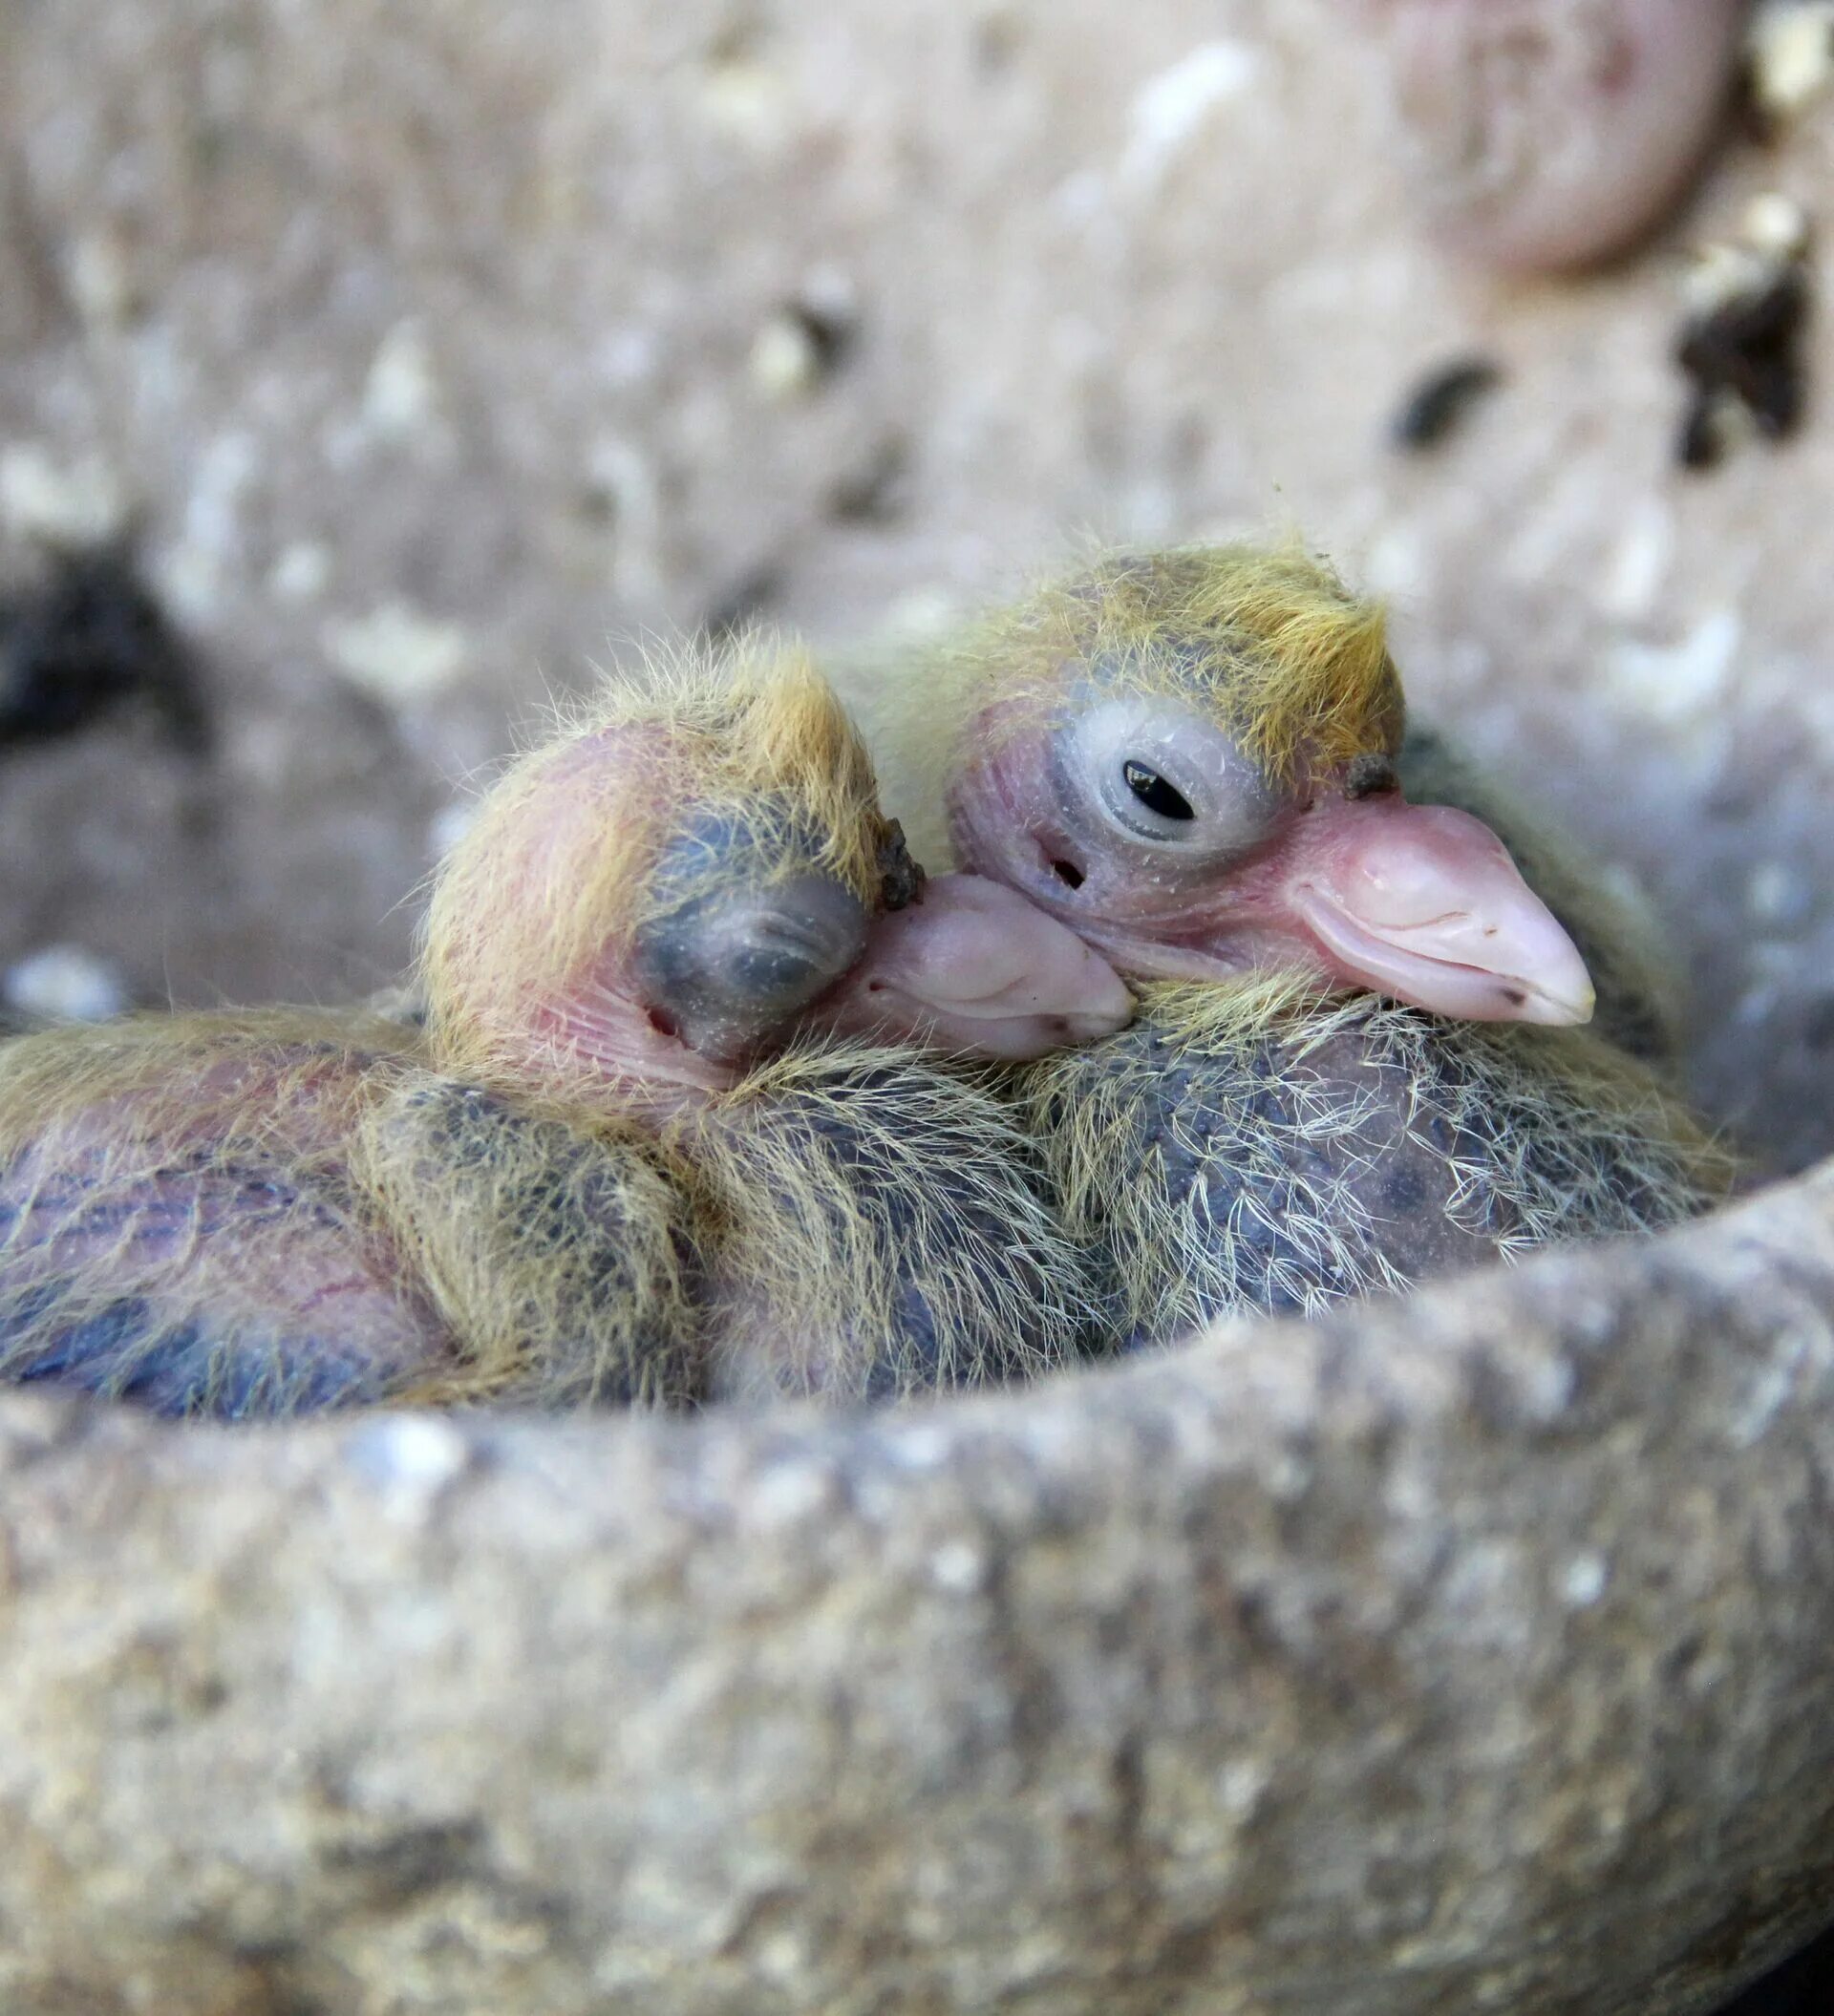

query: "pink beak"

left=1284, top=798, right=1595, bottom=1026
left=817, top=873, right=1135, bottom=1060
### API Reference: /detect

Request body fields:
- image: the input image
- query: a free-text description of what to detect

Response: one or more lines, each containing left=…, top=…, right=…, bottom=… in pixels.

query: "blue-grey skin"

left=0, top=1151, right=415, bottom=1419
left=1025, top=994, right=1731, bottom=1356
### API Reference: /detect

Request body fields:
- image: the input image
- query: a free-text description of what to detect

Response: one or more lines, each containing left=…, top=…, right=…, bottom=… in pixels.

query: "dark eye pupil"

left=1122, top=761, right=1194, bottom=821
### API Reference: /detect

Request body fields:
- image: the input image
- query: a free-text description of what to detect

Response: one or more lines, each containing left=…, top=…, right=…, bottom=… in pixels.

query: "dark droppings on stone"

left=1676, top=253, right=1813, bottom=473
left=0, top=546, right=212, bottom=754
left=1389, top=356, right=1504, bottom=453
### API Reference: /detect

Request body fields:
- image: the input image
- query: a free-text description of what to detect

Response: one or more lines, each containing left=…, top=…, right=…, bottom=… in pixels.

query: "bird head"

left=942, top=544, right=1595, bottom=1026
left=422, top=636, right=1131, bottom=1104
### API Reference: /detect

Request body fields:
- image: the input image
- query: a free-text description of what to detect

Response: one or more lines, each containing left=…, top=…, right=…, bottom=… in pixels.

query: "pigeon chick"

left=415, top=634, right=1130, bottom=1405
left=0, top=636, right=1130, bottom=1414
left=863, top=543, right=1738, bottom=1348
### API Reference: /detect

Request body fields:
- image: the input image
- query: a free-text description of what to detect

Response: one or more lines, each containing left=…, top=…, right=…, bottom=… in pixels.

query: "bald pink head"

left=425, top=663, right=1134, bottom=1109
left=947, top=687, right=1594, bottom=1028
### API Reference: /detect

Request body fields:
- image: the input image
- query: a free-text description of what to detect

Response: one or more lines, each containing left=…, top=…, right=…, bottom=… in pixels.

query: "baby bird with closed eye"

left=0, top=637, right=1130, bottom=1415
left=848, top=544, right=1737, bottom=1349
left=416, top=635, right=1129, bottom=1405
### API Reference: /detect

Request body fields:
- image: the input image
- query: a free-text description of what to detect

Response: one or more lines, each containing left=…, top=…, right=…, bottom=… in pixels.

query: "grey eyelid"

left=1065, top=696, right=1282, bottom=858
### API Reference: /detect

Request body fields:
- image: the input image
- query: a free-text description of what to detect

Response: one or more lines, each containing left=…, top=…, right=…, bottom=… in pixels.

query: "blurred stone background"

left=3, top=0, right=1833, bottom=1167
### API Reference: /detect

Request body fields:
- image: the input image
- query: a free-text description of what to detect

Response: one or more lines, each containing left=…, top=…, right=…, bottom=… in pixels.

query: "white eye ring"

left=1063, top=697, right=1283, bottom=859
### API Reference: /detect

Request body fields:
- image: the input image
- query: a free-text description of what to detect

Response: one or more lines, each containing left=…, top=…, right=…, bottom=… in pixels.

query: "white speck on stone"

left=1749, top=2, right=1834, bottom=122
left=595, top=326, right=660, bottom=388
left=156, top=542, right=224, bottom=626
left=1519, top=1352, right=1578, bottom=1423
left=428, top=799, right=479, bottom=860
left=1596, top=500, right=1674, bottom=622
left=1120, top=41, right=1265, bottom=195
left=1218, top=1755, right=1271, bottom=1815
left=755, top=1928, right=809, bottom=1984
left=886, top=1424, right=954, bottom=1471
left=4, top=944, right=130, bottom=1024
left=1562, top=1553, right=1609, bottom=1606
left=1744, top=190, right=1811, bottom=262
left=65, top=227, right=139, bottom=329
left=325, top=602, right=469, bottom=707
left=362, top=320, right=441, bottom=439
left=186, top=433, right=260, bottom=557
left=0, top=444, right=130, bottom=546
left=929, top=1539, right=988, bottom=1593
left=699, top=57, right=791, bottom=149
left=747, top=1462, right=836, bottom=1528
left=1682, top=242, right=1771, bottom=319
left=1605, top=609, right=1742, bottom=725
left=160, top=432, right=261, bottom=620
left=269, top=541, right=331, bottom=603
left=344, top=1414, right=469, bottom=1511
left=1363, top=521, right=1431, bottom=601
left=584, top=435, right=667, bottom=605
left=749, top=311, right=822, bottom=402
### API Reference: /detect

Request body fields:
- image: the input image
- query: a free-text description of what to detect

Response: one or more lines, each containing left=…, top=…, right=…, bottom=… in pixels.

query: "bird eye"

left=1056, top=695, right=1287, bottom=859
left=1121, top=762, right=1194, bottom=821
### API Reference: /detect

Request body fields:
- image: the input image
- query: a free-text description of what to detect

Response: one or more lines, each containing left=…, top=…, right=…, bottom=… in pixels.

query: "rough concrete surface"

left=6, top=1, right=1834, bottom=2011
left=3, top=1173, right=1834, bottom=2016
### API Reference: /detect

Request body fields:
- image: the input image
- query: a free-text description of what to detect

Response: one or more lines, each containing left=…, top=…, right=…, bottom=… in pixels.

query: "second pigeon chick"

left=857, top=543, right=1738, bottom=1348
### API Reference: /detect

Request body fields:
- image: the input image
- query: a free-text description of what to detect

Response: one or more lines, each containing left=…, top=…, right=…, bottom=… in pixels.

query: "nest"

left=4, top=1165, right=1832, bottom=2015
left=7, top=5, right=1834, bottom=2009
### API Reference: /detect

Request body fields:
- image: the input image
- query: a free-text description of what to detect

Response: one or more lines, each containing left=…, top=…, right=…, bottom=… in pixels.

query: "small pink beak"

left=1286, top=798, right=1595, bottom=1026
left=818, top=873, right=1135, bottom=1060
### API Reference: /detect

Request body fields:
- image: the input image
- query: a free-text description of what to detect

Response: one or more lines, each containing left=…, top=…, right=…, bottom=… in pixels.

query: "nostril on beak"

left=1051, top=859, right=1085, bottom=890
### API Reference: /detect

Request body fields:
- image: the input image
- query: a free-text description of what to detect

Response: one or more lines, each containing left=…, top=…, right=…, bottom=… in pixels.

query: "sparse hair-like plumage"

left=949, top=541, right=1400, bottom=789
left=353, top=1077, right=699, bottom=1409
left=1025, top=976, right=1741, bottom=1348
left=826, top=541, right=1403, bottom=870
left=679, top=1037, right=1096, bottom=1403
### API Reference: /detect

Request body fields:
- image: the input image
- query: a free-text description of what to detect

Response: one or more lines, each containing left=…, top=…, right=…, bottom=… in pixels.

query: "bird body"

left=1027, top=973, right=1735, bottom=1348
left=684, top=1039, right=1083, bottom=1403
left=0, top=637, right=1132, bottom=1418
left=864, top=542, right=1738, bottom=1347
left=0, top=1010, right=453, bottom=1415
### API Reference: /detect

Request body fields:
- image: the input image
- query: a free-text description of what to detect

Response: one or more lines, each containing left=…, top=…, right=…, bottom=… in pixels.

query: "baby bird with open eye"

left=0, top=636, right=1130, bottom=1416
left=843, top=544, right=1737, bottom=1349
